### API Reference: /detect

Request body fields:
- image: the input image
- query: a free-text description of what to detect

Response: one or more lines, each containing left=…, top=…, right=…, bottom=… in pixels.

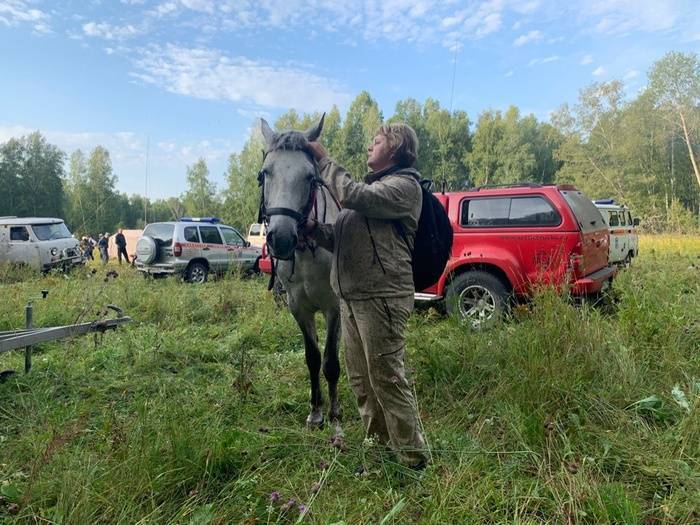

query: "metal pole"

left=24, top=301, right=33, bottom=373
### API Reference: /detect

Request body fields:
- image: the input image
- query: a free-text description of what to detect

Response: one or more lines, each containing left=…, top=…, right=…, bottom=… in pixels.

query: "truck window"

left=619, top=211, right=627, bottom=226
left=199, top=226, right=223, bottom=244
left=10, top=226, right=30, bottom=241
left=184, top=226, right=200, bottom=243
left=627, top=212, right=633, bottom=225
left=509, top=197, right=561, bottom=226
left=561, top=190, right=604, bottom=233
left=249, top=223, right=262, bottom=236
left=608, top=211, right=619, bottom=227
left=461, top=198, right=510, bottom=227
left=221, top=227, right=245, bottom=246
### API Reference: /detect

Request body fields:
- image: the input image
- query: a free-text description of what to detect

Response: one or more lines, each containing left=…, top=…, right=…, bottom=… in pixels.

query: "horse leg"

left=323, top=307, right=342, bottom=433
left=292, top=309, right=324, bottom=428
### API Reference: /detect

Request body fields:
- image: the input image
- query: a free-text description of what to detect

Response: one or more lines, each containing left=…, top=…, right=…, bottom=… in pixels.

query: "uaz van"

left=0, top=217, right=85, bottom=271
left=593, top=199, right=639, bottom=266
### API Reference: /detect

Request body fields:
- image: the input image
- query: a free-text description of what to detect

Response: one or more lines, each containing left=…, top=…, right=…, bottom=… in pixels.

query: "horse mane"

left=267, top=130, right=309, bottom=153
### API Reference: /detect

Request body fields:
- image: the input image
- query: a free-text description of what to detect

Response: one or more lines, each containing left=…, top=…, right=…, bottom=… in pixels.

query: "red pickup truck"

left=420, top=184, right=615, bottom=327
left=260, top=183, right=616, bottom=329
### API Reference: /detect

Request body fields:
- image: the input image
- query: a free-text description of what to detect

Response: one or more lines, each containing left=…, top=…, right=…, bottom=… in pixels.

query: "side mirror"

left=633, top=218, right=640, bottom=226
left=245, top=241, right=251, bottom=247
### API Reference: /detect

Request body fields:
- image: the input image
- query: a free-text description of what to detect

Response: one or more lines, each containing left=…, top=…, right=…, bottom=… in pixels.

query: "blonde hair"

left=378, top=122, right=419, bottom=168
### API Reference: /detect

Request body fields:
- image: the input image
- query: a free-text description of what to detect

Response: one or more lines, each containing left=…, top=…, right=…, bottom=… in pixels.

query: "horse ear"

left=304, top=113, right=325, bottom=142
left=260, top=118, right=276, bottom=148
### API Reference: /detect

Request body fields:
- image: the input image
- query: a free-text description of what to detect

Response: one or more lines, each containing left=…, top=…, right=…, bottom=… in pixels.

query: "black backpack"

left=396, top=179, right=453, bottom=291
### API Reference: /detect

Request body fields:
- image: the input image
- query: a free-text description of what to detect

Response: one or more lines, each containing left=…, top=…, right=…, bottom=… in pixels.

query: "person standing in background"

left=115, top=229, right=130, bottom=265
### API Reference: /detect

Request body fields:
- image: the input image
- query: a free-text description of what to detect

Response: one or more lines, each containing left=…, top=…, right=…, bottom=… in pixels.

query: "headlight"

left=50, top=247, right=58, bottom=256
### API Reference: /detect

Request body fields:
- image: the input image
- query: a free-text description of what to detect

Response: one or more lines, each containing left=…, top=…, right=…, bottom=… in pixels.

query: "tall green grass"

left=1, top=237, right=698, bottom=524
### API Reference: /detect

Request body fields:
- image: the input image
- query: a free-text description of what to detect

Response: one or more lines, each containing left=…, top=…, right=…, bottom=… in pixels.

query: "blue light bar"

left=594, top=199, right=616, bottom=205
left=179, top=217, right=221, bottom=223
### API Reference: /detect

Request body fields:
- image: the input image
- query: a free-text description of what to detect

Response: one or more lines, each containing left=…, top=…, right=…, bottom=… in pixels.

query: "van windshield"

left=32, top=222, right=72, bottom=240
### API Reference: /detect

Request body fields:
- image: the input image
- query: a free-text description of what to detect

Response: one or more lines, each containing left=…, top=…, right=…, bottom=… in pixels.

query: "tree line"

left=1, top=51, right=698, bottom=235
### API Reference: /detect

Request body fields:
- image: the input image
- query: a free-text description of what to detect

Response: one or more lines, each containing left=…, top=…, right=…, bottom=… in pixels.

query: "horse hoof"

left=306, top=414, right=324, bottom=429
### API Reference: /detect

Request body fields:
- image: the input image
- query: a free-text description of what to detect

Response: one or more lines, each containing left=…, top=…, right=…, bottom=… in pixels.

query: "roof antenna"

left=443, top=43, right=459, bottom=194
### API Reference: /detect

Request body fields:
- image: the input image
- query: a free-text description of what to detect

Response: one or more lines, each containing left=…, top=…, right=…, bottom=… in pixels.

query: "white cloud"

left=513, top=29, right=542, bottom=46
left=583, top=0, right=685, bottom=35
left=0, top=0, right=49, bottom=30
left=623, top=69, right=638, bottom=80
left=83, top=21, right=140, bottom=40
left=580, top=54, right=594, bottom=65
left=592, top=65, right=606, bottom=76
left=511, top=0, right=541, bottom=14
left=528, top=55, right=559, bottom=66
left=130, top=44, right=351, bottom=112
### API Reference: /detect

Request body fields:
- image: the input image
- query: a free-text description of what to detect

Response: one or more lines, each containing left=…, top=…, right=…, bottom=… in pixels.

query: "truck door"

left=222, top=226, right=259, bottom=272
left=197, top=225, right=226, bottom=272
left=608, top=211, right=625, bottom=263
left=6, top=226, right=40, bottom=270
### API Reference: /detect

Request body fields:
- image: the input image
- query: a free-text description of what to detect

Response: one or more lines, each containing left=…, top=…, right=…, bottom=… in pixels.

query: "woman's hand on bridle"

left=301, top=218, right=318, bottom=236
left=307, top=141, right=328, bottom=161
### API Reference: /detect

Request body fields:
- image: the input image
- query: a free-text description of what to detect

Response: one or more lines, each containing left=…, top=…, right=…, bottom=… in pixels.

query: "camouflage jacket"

left=313, top=157, right=422, bottom=300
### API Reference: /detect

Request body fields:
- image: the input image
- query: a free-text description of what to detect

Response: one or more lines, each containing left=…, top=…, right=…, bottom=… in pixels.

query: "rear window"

left=460, top=196, right=560, bottom=227
left=560, top=190, right=604, bottom=233
left=143, top=223, right=174, bottom=244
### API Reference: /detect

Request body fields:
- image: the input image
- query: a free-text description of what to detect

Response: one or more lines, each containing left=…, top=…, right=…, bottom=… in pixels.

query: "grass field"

left=1, top=235, right=699, bottom=524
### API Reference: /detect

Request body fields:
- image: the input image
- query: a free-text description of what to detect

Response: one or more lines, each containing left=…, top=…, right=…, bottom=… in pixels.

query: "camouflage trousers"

left=340, top=295, right=428, bottom=467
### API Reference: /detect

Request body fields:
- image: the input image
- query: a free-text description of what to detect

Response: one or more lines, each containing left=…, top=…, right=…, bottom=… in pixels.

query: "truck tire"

left=445, top=270, right=508, bottom=330
left=136, top=236, right=157, bottom=264
left=186, top=261, right=208, bottom=284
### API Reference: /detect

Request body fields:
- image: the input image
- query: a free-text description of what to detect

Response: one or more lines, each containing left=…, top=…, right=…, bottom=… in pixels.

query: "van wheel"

left=186, top=262, right=208, bottom=284
left=446, top=271, right=508, bottom=330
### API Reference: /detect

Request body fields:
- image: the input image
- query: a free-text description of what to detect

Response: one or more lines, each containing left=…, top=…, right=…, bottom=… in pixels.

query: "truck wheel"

left=186, top=262, right=208, bottom=284
left=445, top=271, right=508, bottom=330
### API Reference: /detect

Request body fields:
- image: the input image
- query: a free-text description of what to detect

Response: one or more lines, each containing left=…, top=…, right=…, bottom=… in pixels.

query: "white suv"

left=0, top=217, right=84, bottom=271
left=135, top=218, right=262, bottom=283
left=593, top=199, right=640, bottom=266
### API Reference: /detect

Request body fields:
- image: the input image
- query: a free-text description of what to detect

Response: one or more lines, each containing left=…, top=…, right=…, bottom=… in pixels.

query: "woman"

left=306, top=123, right=428, bottom=470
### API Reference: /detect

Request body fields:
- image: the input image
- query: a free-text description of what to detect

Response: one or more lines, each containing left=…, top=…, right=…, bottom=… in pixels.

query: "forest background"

left=1, top=51, right=699, bottom=235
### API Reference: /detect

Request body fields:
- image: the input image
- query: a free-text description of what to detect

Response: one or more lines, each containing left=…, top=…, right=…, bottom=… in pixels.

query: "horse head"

left=259, top=114, right=324, bottom=260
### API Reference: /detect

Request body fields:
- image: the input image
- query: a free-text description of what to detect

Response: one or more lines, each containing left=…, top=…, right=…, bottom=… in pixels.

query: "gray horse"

left=259, top=115, right=342, bottom=430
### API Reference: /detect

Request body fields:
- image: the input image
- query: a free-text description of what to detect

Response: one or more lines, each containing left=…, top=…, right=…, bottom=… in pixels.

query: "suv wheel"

left=446, top=271, right=508, bottom=330
left=186, top=262, right=208, bottom=284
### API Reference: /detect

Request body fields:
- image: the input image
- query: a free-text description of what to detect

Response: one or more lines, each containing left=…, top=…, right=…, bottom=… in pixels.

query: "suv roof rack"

left=594, top=199, right=616, bottom=205
left=179, top=217, right=221, bottom=223
left=471, top=182, right=542, bottom=191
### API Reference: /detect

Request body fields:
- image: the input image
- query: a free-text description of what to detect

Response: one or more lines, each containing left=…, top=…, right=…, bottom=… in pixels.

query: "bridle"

left=258, top=147, right=341, bottom=289
left=257, top=149, right=323, bottom=231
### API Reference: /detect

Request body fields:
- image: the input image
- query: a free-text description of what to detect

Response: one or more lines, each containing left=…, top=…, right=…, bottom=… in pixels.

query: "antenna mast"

left=144, top=136, right=149, bottom=225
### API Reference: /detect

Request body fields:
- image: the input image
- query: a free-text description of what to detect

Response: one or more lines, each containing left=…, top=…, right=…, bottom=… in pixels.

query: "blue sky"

left=1, top=0, right=698, bottom=199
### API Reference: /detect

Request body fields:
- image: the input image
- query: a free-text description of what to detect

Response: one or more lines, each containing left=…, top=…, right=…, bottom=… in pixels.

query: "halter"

left=257, top=149, right=325, bottom=236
